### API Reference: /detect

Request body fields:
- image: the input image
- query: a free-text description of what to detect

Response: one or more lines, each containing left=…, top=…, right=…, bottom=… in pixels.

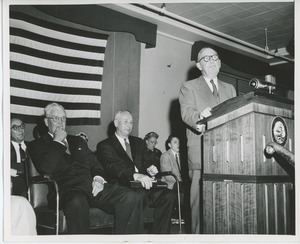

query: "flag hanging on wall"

left=10, top=9, right=109, bottom=125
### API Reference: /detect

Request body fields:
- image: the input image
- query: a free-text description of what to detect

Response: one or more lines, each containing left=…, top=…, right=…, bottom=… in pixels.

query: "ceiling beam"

left=103, top=3, right=294, bottom=65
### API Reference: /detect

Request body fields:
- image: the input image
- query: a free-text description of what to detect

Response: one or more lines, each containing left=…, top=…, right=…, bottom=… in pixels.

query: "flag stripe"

left=11, top=61, right=102, bottom=81
left=10, top=44, right=104, bottom=67
left=10, top=113, right=101, bottom=126
left=10, top=11, right=109, bottom=42
left=10, top=52, right=103, bottom=74
left=11, top=87, right=101, bottom=103
left=10, top=9, right=108, bottom=125
left=11, top=104, right=101, bottom=117
left=10, top=35, right=105, bottom=60
left=11, top=79, right=101, bottom=96
left=11, top=97, right=101, bottom=110
left=10, top=27, right=107, bottom=53
left=11, top=70, right=102, bottom=89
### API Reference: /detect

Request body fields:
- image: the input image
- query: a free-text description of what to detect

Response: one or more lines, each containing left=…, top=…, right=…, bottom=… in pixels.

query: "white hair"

left=44, top=102, right=66, bottom=117
left=114, top=110, right=132, bottom=121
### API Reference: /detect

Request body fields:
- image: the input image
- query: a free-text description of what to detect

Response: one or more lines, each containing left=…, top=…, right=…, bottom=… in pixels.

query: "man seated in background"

left=143, top=132, right=162, bottom=178
left=97, top=110, right=177, bottom=234
left=10, top=117, right=28, bottom=198
left=28, top=102, right=143, bottom=234
left=160, top=135, right=182, bottom=190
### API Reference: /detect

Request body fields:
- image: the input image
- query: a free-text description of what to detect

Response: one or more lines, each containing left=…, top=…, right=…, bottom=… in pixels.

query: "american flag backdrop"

left=10, top=10, right=109, bottom=125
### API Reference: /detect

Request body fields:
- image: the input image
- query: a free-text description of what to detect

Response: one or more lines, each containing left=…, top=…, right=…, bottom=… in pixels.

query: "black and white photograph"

left=1, top=0, right=298, bottom=243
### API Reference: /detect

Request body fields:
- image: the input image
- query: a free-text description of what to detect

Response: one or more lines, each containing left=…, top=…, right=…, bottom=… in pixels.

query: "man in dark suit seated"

left=96, top=110, right=177, bottom=234
left=28, top=103, right=143, bottom=234
left=11, top=117, right=28, bottom=198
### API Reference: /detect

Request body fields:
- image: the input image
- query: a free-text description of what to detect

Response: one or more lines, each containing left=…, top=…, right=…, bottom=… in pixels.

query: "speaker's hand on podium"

left=196, top=124, right=206, bottom=133
left=199, top=107, right=212, bottom=120
left=196, top=107, right=212, bottom=134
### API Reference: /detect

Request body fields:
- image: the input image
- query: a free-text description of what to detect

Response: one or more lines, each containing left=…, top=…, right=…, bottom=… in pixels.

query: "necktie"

left=19, top=144, right=29, bottom=187
left=210, top=79, right=220, bottom=103
left=19, top=143, right=26, bottom=162
left=63, top=139, right=71, bottom=154
left=124, top=139, right=133, bottom=160
left=175, top=154, right=181, bottom=171
left=175, top=154, right=182, bottom=181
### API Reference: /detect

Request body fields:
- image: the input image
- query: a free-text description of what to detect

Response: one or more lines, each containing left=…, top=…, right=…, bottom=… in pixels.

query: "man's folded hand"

left=146, top=165, right=158, bottom=177
left=133, top=173, right=154, bottom=190
left=92, top=176, right=105, bottom=196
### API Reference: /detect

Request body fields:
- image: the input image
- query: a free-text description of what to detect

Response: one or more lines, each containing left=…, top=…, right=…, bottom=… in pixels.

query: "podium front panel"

left=202, top=93, right=294, bottom=234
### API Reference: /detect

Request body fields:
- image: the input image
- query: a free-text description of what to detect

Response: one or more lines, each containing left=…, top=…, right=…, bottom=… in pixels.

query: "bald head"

left=114, top=110, right=133, bottom=138
left=196, top=47, right=221, bottom=79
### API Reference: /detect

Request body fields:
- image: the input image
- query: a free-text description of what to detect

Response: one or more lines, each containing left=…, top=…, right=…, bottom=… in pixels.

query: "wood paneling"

left=203, top=181, right=294, bottom=234
left=202, top=93, right=294, bottom=234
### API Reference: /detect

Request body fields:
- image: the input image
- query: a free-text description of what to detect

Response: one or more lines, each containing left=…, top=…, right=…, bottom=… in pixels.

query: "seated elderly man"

left=97, top=110, right=177, bottom=234
left=28, top=102, right=143, bottom=234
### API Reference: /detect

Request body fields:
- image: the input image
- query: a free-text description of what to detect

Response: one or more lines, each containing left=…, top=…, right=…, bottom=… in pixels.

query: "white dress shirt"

left=203, top=76, right=219, bottom=93
left=11, top=141, right=26, bottom=163
left=115, top=133, right=138, bottom=172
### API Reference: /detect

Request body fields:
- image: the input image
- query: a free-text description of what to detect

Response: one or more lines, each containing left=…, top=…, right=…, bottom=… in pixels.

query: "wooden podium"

left=202, top=92, right=294, bottom=234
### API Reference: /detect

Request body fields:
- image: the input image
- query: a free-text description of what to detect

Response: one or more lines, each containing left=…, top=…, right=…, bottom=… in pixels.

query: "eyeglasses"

left=46, top=116, right=67, bottom=122
left=198, top=54, right=219, bottom=63
left=11, top=123, right=25, bottom=131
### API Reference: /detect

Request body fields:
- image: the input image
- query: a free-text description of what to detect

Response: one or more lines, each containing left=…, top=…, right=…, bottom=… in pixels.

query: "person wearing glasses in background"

left=11, top=118, right=29, bottom=198
left=143, top=132, right=162, bottom=178
left=28, top=102, right=143, bottom=234
left=179, top=47, right=236, bottom=234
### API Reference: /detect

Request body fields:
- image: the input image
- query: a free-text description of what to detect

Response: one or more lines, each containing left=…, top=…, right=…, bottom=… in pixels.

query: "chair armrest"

left=29, top=174, right=59, bottom=199
left=30, top=174, right=53, bottom=184
left=28, top=173, right=60, bottom=235
left=156, top=171, right=178, bottom=179
left=156, top=171, right=180, bottom=190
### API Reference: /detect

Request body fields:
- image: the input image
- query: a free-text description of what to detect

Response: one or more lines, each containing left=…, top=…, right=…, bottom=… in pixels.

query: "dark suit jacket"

left=11, top=141, right=28, bottom=196
left=144, top=148, right=162, bottom=170
left=28, top=133, right=106, bottom=202
left=97, top=134, right=147, bottom=186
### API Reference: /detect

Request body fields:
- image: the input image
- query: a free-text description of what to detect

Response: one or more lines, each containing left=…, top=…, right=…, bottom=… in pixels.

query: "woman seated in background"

left=160, top=135, right=182, bottom=190
left=143, top=132, right=162, bottom=177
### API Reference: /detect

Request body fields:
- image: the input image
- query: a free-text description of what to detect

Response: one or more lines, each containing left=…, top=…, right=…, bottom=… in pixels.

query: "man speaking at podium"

left=179, top=47, right=236, bottom=234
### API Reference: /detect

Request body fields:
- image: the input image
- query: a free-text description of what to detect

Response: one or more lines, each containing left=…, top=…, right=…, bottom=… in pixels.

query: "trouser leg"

left=91, top=184, right=143, bottom=234
left=148, top=188, right=177, bottom=234
left=63, top=191, right=90, bottom=234
left=113, top=187, right=143, bottom=234
left=189, top=169, right=201, bottom=234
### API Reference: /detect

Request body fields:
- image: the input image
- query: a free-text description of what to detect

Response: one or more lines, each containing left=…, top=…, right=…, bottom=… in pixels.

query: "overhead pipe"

left=132, top=3, right=294, bottom=63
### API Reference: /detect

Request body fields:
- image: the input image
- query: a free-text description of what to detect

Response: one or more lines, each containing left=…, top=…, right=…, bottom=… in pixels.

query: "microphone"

left=249, top=78, right=275, bottom=94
